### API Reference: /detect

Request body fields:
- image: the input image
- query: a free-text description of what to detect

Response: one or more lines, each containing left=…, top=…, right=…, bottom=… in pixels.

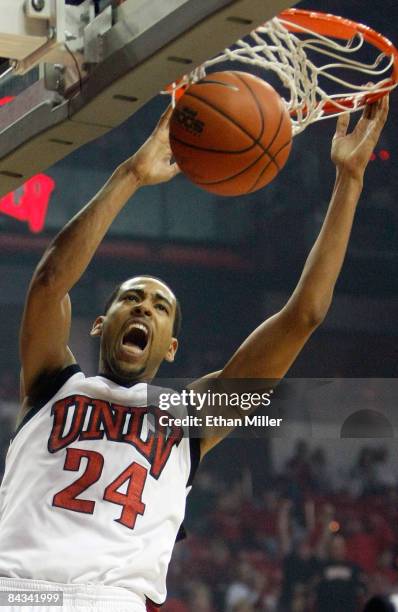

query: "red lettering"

left=79, top=399, right=130, bottom=442
left=53, top=449, right=147, bottom=529
left=103, top=461, right=147, bottom=529
left=122, top=407, right=155, bottom=461
left=48, top=395, right=89, bottom=453
left=150, top=407, right=184, bottom=479
left=48, top=396, right=184, bottom=480
left=53, top=448, right=104, bottom=514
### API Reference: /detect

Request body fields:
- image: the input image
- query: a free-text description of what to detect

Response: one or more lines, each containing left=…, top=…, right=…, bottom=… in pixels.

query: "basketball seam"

left=185, top=91, right=274, bottom=164
left=170, top=133, right=257, bottom=156
left=249, top=140, right=291, bottom=193
left=193, top=138, right=291, bottom=191
left=230, top=73, right=264, bottom=142
left=235, top=72, right=287, bottom=153
left=192, top=149, right=266, bottom=186
left=193, top=140, right=291, bottom=193
left=192, top=138, right=290, bottom=188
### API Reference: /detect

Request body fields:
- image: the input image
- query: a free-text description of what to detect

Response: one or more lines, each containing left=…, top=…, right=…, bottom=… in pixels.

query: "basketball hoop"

left=163, top=9, right=398, bottom=135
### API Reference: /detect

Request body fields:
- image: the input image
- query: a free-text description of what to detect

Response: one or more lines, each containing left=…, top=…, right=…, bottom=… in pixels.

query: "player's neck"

left=97, top=370, right=151, bottom=387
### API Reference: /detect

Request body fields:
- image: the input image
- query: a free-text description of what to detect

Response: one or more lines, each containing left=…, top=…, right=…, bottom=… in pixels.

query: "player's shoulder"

left=17, top=364, right=83, bottom=428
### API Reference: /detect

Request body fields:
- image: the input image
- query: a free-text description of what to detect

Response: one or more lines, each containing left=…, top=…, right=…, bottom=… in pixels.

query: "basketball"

left=169, top=71, right=292, bottom=196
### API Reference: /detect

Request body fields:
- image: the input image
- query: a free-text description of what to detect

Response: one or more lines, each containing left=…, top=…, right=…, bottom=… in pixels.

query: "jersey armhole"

left=13, top=364, right=82, bottom=439
left=176, top=400, right=201, bottom=544
left=186, top=392, right=201, bottom=487
left=187, top=437, right=200, bottom=487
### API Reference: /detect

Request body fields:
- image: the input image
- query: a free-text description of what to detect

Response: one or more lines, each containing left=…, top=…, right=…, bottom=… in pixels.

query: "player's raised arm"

left=19, top=107, right=179, bottom=413
left=195, top=96, right=389, bottom=456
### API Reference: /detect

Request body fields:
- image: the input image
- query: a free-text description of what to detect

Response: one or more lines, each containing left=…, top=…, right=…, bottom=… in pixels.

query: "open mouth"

left=122, top=323, right=149, bottom=353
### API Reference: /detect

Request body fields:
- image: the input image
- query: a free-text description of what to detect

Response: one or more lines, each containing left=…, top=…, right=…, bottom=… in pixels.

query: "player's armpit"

left=19, top=284, right=76, bottom=407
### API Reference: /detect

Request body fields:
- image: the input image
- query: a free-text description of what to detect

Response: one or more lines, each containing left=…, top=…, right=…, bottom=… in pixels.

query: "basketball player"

left=0, top=97, right=388, bottom=612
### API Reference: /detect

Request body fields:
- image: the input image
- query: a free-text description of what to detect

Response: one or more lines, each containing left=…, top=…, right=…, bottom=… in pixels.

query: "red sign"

left=0, top=96, right=15, bottom=107
left=0, top=174, right=55, bottom=233
left=1, top=96, right=55, bottom=233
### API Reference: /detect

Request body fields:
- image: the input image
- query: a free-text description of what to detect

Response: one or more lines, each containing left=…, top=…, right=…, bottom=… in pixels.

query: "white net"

left=165, top=13, right=397, bottom=136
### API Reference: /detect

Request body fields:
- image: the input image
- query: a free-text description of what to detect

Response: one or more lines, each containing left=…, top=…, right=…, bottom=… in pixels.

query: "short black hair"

left=103, top=276, right=182, bottom=338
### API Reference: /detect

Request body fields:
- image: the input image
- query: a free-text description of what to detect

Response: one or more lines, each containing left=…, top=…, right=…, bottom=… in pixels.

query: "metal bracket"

left=84, top=5, right=113, bottom=63
left=43, top=63, right=65, bottom=93
left=25, top=0, right=53, bottom=20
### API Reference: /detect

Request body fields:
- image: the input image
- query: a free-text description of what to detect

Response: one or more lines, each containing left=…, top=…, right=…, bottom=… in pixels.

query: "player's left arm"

left=192, top=96, right=389, bottom=457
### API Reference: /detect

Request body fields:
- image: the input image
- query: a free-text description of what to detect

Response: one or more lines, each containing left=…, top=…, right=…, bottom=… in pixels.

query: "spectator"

left=187, top=581, right=215, bottom=612
left=290, top=584, right=309, bottom=612
left=345, top=517, right=379, bottom=574
left=369, top=548, right=397, bottom=594
left=285, top=441, right=311, bottom=489
left=349, top=448, right=377, bottom=497
left=372, top=448, right=396, bottom=492
left=315, top=535, right=365, bottom=612
left=309, top=447, right=332, bottom=494
left=278, top=538, right=319, bottom=612
left=225, top=560, right=259, bottom=611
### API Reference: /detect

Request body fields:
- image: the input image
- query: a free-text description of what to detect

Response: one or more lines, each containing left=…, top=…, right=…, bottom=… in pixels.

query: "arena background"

left=0, top=0, right=397, bottom=610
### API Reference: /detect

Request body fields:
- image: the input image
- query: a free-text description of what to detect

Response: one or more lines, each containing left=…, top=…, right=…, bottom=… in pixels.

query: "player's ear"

left=165, top=338, right=178, bottom=362
left=90, top=316, right=105, bottom=338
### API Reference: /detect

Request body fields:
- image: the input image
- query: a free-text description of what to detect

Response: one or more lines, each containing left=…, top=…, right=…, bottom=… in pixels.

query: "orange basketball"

left=169, top=71, right=292, bottom=196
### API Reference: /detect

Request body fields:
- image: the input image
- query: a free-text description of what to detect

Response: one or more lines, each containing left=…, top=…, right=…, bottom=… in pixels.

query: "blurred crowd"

left=164, top=439, right=398, bottom=612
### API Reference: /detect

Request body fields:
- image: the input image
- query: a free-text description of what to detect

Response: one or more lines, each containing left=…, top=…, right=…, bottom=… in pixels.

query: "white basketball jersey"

left=0, top=365, right=200, bottom=607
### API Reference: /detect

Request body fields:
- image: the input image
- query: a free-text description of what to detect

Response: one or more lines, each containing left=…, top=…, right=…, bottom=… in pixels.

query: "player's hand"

left=331, top=95, right=389, bottom=181
left=128, top=106, right=180, bottom=186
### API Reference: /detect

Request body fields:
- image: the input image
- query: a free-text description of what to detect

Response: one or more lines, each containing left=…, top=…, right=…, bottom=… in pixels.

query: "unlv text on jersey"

left=48, top=394, right=184, bottom=479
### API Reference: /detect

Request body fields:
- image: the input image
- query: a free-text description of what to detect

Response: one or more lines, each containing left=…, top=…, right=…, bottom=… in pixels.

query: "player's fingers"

left=370, top=98, right=381, bottom=121
left=169, top=162, right=180, bottom=179
left=368, top=95, right=389, bottom=139
left=334, top=112, right=350, bottom=137
left=157, top=105, right=174, bottom=128
left=378, top=94, right=389, bottom=122
left=355, top=99, right=380, bottom=134
left=356, top=98, right=387, bottom=155
left=368, top=96, right=387, bottom=126
left=362, top=103, right=373, bottom=121
left=359, top=83, right=375, bottom=121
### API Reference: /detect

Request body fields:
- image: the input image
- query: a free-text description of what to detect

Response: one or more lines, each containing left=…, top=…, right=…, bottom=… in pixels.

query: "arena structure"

left=0, top=0, right=298, bottom=197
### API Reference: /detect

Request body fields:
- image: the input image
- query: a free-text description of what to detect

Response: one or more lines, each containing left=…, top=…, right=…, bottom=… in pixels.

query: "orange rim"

left=164, top=80, right=188, bottom=102
left=164, top=10, right=397, bottom=113
left=279, top=8, right=398, bottom=112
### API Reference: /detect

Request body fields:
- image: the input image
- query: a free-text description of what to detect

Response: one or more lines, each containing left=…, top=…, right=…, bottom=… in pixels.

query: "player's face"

left=93, top=277, right=178, bottom=381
